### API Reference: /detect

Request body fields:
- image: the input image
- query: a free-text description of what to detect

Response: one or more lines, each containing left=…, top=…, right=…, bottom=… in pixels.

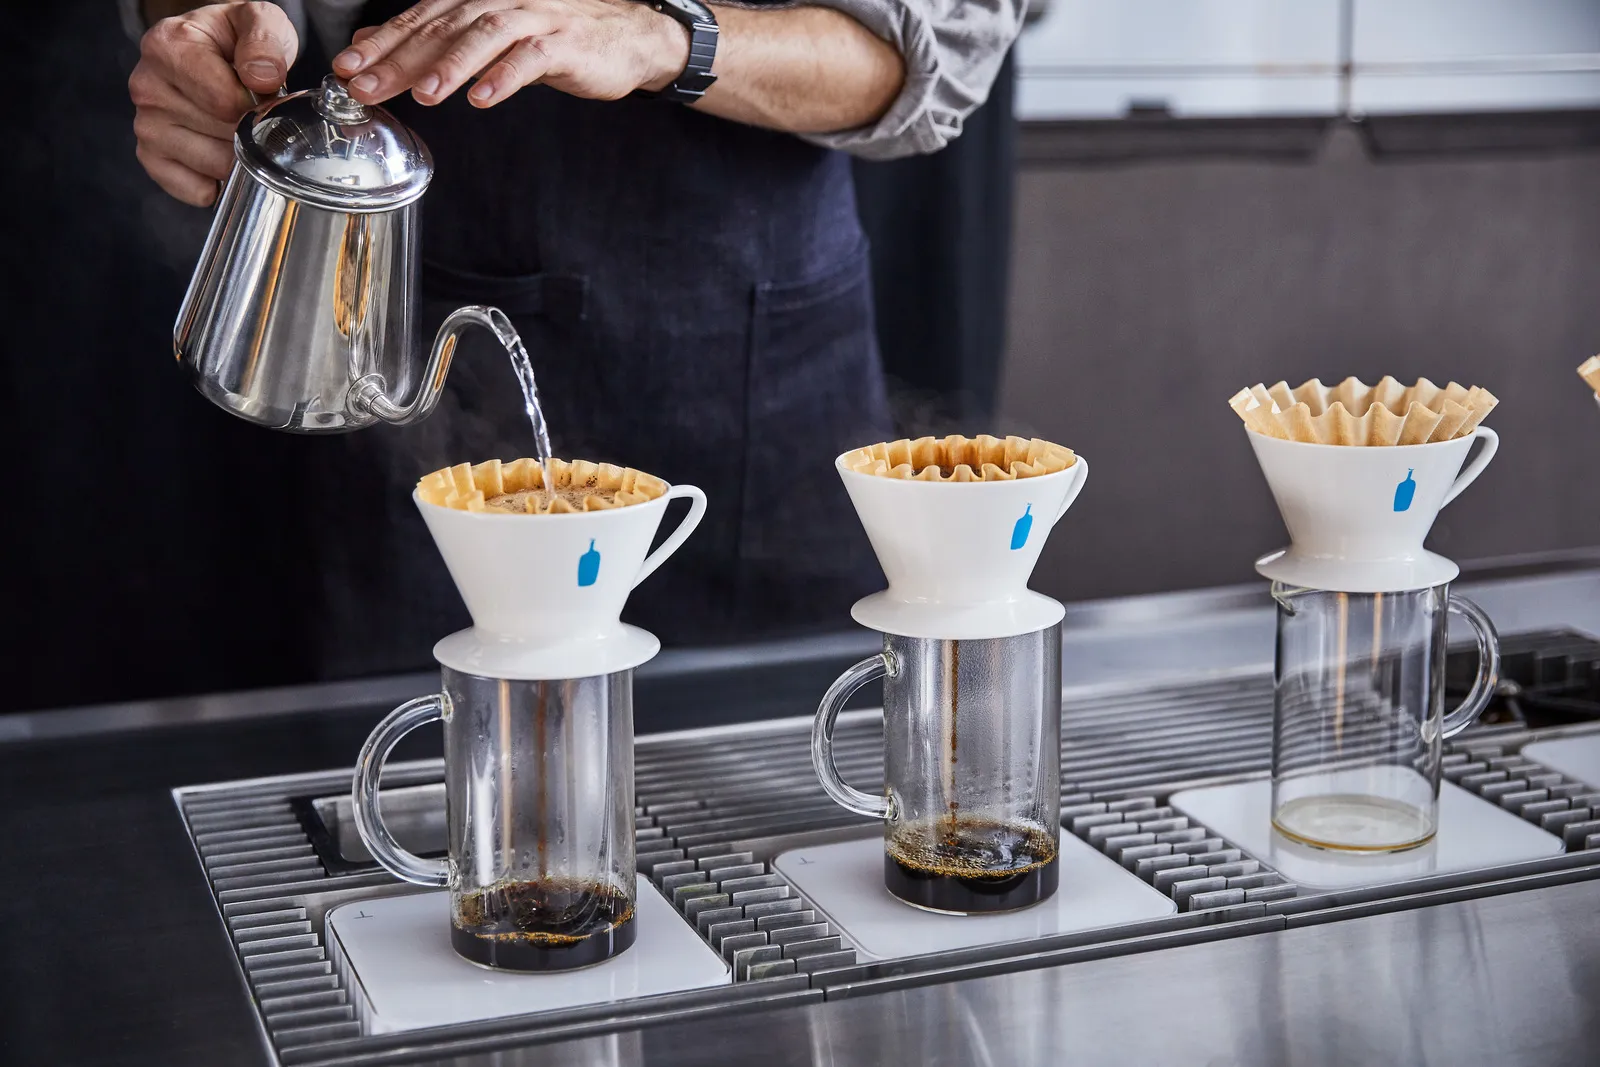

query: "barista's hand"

left=129, top=2, right=300, bottom=207
left=332, top=0, right=690, bottom=108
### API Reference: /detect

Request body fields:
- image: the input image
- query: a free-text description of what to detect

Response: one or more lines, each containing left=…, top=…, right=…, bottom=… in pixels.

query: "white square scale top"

left=1171, top=779, right=1563, bottom=892
left=1522, top=734, right=1600, bottom=792
left=325, top=874, right=727, bottom=1035
left=773, top=829, right=1175, bottom=961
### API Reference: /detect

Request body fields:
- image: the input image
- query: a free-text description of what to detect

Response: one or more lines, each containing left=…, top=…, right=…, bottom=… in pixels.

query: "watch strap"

left=640, top=0, right=719, bottom=103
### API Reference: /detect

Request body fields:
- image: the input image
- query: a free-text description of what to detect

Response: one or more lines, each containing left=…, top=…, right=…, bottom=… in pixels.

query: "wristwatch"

left=640, top=0, right=719, bottom=103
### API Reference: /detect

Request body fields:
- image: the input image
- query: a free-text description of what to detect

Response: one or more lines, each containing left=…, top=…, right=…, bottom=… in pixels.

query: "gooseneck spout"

left=348, top=305, right=513, bottom=426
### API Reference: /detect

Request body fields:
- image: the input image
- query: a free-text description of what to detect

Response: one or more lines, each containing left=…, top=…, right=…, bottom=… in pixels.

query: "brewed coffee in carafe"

left=816, top=629, right=1063, bottom=913
left=352, top=447, right=707, bottom=970
left=814, top=435, right=1088, bottom=913
left=355, top=669, right=638, bottom=971
left=885, top=631, right=1063, bottom=911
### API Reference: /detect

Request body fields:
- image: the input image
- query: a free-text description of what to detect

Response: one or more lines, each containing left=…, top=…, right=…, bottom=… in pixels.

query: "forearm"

left=691, top=5, right=904, bottom=135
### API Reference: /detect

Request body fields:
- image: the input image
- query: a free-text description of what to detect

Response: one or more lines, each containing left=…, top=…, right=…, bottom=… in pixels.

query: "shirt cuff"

left=798, top=0, right=1023, bottom=161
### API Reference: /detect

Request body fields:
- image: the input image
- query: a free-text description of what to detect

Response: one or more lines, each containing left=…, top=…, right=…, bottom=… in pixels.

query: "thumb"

left=228, top=2, right=299, bottom=95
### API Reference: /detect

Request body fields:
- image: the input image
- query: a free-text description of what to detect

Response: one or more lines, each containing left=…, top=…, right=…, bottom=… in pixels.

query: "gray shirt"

left=124, top=0, right=1022, bottom=160
left=798, top=0, right=1025, bottom=159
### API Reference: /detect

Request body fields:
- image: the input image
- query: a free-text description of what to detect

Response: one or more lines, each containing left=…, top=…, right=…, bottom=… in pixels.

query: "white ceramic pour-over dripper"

left=839, top=453, right=1089, bottom=640
left=417, top=484, right=707, bottom=679
left=1248, top=427, right=1498, bottom=593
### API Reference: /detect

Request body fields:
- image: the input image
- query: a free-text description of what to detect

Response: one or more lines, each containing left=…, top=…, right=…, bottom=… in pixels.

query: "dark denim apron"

left=310, top=5, right=893, bottom=677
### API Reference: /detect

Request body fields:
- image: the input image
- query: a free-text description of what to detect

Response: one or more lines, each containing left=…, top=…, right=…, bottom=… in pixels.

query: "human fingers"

left=416, top=10, right=550, bottom=104
left=135, top=143, right=222, bottom=207
left=128, top=64, right=239, bottom=141
left=138, top=14, right=253, bottom=120
left=347, top=2, right=512, bottom=104
left=226, top=0, right=300, bottom=95
left=330, top=0, right=470, bottom=86
left=133, top=108, right=237, bottom=181
left=465, top=36, right=552, bottom=106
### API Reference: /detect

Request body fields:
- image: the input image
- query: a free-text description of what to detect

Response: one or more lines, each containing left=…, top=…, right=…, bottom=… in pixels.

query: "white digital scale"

left=1521, top=734, right=1600, bottom=791
left=325, top=874, right=727, bottom=1035
left=773, top=828, right=1175, bottom=961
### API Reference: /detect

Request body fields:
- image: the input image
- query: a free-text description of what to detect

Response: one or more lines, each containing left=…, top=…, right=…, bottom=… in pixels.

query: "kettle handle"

left=348, top=305, right=510, bottom=426
left=247, top=87, right=289, bottom=107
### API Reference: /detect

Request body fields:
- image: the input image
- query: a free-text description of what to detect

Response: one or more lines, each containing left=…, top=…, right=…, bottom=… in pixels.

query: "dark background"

left=6, top=4, right=1600, bottom=713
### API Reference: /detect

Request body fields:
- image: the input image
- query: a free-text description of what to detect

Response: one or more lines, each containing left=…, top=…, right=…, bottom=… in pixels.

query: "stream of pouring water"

left=484, top=310, right=555, bottom=882
left=486, top=309, right=555, bottom=491
left=507, top=333, right=554, bottom=487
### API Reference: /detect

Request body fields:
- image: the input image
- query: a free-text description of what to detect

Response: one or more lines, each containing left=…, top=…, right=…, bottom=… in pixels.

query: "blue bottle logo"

left=1393, top=469, right=1416, bottom=513
left=1010, top=504, right=1034, bottom=551
left=577, top=539, right=601, bottom=587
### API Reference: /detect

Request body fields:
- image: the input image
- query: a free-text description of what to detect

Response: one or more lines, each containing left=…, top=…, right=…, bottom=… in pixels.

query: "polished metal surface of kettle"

left=175, top=74, right=491, bottom=433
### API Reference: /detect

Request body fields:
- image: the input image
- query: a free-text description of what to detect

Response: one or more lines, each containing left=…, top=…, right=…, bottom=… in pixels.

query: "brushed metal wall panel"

left=1001, top=126, right=1600, bottom=602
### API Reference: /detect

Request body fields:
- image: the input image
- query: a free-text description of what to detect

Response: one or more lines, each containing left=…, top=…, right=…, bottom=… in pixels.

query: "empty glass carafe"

left=812, top=626, right=1062, bottom=913
left=353, top=667, right=636, bottom=970
left=1270, top=582, right=1500, bottom=853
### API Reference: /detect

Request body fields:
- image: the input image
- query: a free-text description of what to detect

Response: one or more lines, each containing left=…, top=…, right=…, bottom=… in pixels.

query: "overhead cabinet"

left=1014, top=0, right=1343, bottom=121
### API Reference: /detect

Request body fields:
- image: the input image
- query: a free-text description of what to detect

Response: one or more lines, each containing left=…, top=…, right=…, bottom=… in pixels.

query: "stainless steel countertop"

left=9, top=551, right=1600, bottom=1067
left=422, top=877, right=1600, bottom=1067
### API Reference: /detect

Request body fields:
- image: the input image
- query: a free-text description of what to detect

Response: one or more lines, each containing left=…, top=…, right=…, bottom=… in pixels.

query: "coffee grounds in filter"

left=842, top=434, right=1076, bottom=481
left=417, top=457, right=667, bottom=513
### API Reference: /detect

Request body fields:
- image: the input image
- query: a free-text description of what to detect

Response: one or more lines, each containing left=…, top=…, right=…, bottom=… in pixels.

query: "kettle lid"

left=235, top=74, right=433, bottom=211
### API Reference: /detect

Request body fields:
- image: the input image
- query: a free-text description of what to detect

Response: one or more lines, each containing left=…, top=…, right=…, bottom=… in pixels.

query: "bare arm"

left=695, top=5, right=903, bottom=135
left=330, top=0, right=904, bottom=137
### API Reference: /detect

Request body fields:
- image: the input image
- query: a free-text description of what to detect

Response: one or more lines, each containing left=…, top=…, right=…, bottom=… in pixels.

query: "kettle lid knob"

left=234, top=72, right=433, bottom=212
left=314, top=74, right=369, bottom=124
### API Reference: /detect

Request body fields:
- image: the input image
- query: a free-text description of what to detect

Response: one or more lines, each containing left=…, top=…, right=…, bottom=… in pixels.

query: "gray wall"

left=1002, top=126, right=1600, bottom=603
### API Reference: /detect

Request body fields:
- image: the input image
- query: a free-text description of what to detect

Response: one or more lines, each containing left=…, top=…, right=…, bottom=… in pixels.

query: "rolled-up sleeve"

left=800, top=0, right=1027, bottom=160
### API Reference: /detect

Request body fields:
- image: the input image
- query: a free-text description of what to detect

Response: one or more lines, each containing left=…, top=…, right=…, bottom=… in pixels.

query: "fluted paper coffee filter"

left=417, top=458, right=667, bottom=513
left=1578, top=356, right=1600, bottom=393
left=842, top=434, right=1076, bottom=481
left=1228, top=376, right=1497, bottom=446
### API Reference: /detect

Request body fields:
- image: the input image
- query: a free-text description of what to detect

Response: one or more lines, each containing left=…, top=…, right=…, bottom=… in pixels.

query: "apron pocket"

left=742, top=239, right=892, bottom=568
left=421, top=261, right=589, bottom=326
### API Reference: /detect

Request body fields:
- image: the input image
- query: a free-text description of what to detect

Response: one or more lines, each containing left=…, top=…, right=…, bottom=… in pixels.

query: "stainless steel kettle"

left=175, top=74, right=493, bottom=433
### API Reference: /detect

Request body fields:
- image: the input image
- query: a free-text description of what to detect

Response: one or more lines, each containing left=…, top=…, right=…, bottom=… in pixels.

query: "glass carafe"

left=1270, top=581, right=1500, bottom=853
left=353, top=666, right=636, bottom=970
left=811, top=626, right=1062, bottom=913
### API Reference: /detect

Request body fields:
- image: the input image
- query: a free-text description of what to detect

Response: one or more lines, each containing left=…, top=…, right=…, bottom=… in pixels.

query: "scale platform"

left=1521, top=734, right=1600, bottom=791
left=1171, top=779, right=1563, bottom=892
left=772, top=829, right=1175, bottom=961
left=325, top=874, right=727, bottom=1035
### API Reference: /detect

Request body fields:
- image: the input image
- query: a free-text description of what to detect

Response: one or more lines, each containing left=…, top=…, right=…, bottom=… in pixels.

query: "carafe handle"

left=811, top=652, right=897, bottom=821
left=352, top=695, right=451, bottom=887
left=1441, top=594, right=1501, bottom=739
left=348, top=305, right=509, bottom=426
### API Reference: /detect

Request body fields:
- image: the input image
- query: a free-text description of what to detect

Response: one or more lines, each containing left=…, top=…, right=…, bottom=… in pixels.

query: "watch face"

left=657, top=0, right=714, bottom=25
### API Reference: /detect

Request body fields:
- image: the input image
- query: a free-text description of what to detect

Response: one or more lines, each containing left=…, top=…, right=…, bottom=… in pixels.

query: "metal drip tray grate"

left=173, top=628, right=1600, bottom=1066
